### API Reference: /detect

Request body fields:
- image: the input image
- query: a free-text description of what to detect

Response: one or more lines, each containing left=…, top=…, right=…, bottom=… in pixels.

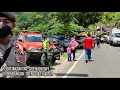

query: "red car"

left=16, top=30, right=60, bottom=65
left=16, top=30, right=43, bottom=62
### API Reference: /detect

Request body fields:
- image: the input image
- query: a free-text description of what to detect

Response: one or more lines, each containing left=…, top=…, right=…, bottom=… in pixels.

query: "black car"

left=75, top=36, right=85, bottom=49
left=48, top=35, right=60, bottom=46
left=47, top=35, right=63, bottom=61
left=61, top=39, right=71, bottom=52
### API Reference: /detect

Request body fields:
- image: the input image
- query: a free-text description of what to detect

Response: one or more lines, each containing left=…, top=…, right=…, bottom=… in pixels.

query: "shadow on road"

left=112, top=45, right=120, bottom=47
left=55, top=73, right=88, bottom=77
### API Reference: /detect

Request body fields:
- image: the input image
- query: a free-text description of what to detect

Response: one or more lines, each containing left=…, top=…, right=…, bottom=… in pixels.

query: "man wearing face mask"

left=0, top=12, right=26, bottom=78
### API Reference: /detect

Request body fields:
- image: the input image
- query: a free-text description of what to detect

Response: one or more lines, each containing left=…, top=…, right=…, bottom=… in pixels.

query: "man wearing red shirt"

left=84, top=33, right=94, bottom=63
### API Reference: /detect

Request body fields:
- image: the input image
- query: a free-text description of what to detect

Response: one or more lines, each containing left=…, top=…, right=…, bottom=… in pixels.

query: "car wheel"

left=56, top=55, right=60, bottom=60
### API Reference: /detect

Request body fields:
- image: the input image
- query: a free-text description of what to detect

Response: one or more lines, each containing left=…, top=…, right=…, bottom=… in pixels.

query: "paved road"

left=55, top=43, right=120, bottom=78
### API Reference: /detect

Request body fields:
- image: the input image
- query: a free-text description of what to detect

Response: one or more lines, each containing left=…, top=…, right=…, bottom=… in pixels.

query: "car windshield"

left=25, top=35, right=43, bottom=42
left=48, top=37, right=58, bottom=41
left=115, top=33, right=120, bottom=37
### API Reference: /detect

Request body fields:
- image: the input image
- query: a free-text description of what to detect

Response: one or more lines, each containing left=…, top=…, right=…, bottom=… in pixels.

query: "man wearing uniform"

left=40, top=35, right=55, bottom=66
left=0, top=12, right=26, bottom=78
left=42, top=35, right=55, bottom=59
left=42, top=35, right=54, bottom=51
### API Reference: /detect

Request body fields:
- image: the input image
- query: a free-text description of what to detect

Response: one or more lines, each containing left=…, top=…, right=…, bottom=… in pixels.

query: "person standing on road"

left=42, top=35, right=54, bottom=51
left=42, top=35, right=57, bottom=65
left=92, top=36, right=96, bottom=48
left=0, top=12, right=26, bottom=78
left=70, top=37, right=79, bottom=61
left=96, top=35, right=101, bottom=48
left=67, top=44, right=72, bottom=62
left=84, top=33, right=94, bottom=63
left=42, top=35, right=55, bottom=60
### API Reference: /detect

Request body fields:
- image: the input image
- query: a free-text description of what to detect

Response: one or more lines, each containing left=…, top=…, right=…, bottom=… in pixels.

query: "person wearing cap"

left=69, top=37, right=78, bottom=61
left=83, top=33, right=94, bottom=63
left=0, top=12, right=26, bottom=78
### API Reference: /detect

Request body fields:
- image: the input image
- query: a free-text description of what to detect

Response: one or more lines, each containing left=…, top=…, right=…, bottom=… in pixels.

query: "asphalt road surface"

left=55, top=43, right=120, bottom=78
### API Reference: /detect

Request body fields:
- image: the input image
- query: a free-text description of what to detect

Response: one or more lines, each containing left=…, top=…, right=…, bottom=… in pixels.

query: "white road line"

left=62, top=50, right=85, bottom=78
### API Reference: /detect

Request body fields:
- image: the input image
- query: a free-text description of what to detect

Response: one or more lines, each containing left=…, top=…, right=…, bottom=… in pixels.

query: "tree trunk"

left=64, top=22, right=69, bottom=38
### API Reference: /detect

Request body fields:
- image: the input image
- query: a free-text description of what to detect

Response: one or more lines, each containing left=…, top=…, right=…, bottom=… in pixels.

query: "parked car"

left=61, top=39, right=71, bottom=52
left=75, top=35, right=86, bottom=49
left=48, top=35, right=60, bottom=46
left=16, top=30, right=60, bottom=66
left=48, top=35, right=64, bottom=53
left=16, top=30, right=43, bottom=63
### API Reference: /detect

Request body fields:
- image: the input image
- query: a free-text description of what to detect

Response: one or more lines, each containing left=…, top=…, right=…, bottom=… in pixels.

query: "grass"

left=60, top=52, right=67, bottom=61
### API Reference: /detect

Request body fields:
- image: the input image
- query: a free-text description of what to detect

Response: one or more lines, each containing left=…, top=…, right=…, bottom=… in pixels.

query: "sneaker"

left=89, top=59, right=93, bottom=61
left=86, top=60, right=88, bottom=63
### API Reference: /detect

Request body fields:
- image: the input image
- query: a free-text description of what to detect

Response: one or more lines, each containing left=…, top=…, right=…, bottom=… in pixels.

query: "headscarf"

left=71, top=37, right=75, bottom=42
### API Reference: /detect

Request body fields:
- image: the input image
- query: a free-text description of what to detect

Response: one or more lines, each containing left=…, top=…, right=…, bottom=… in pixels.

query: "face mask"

left=0, top=22, right=12, bottom=38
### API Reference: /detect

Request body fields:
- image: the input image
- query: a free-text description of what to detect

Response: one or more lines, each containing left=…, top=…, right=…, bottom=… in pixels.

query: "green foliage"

left=68, top=22, right=84, bottom=35
left=88, top=24, right=95, bottom=32
left=50, top=23, right=64, bottom=35
left=13, top=27, right=21, bottom=35
left=14, top=12, right=120, bottom=37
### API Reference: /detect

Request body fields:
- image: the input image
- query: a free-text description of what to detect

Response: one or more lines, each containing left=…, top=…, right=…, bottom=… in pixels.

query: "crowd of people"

left=66, top=32, right=107, bottom=63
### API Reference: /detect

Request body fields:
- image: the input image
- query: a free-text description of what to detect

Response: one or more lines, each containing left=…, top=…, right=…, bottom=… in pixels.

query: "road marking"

left=62, top=50, right=85, bottom=78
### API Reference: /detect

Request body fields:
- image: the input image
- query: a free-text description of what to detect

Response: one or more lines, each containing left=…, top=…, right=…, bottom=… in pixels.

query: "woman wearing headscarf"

left=69, top=37, right=78, bottom=61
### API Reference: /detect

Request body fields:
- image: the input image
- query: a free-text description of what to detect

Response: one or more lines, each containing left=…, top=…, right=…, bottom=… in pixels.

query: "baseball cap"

left=0, top=12, right=15, bottom=22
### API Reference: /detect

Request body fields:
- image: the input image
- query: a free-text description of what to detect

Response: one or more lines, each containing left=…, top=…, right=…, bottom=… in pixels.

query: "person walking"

left=69, top=37, right=78, bottom=61
left=84, top=33, right=94, bottom=63
left=96, top=35, right=101, bottom=48
left=67, top=44, right=72, bottom=62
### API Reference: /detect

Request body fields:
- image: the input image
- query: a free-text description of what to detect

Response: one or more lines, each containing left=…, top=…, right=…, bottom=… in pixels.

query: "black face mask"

left=0, top=22, right=12, bottom=38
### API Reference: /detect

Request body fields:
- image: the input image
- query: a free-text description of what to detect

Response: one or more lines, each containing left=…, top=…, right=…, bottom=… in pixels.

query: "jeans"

left=68, top=53, right=71, bottom=61
left=85, top=49, right=91, bottom=60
